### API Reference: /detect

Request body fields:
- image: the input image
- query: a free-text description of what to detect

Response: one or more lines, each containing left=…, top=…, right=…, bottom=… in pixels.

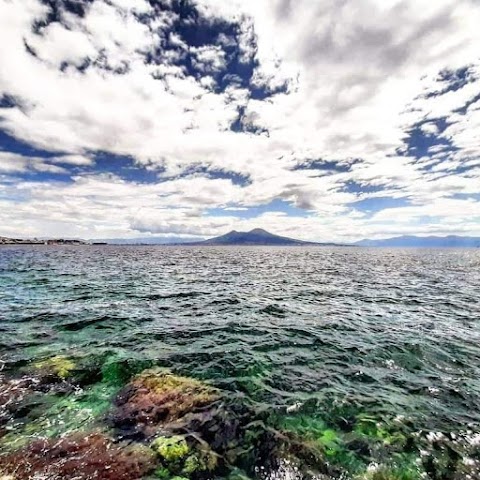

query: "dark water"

left=1, top=246, right=480, bottom=479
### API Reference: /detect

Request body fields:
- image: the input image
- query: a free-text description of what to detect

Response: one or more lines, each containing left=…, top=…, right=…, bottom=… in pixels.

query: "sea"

left=1, top=245, right=479, bottom=479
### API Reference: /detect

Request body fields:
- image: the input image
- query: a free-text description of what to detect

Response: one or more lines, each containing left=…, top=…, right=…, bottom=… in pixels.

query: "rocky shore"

left=1, top=354, right=479, bottom=480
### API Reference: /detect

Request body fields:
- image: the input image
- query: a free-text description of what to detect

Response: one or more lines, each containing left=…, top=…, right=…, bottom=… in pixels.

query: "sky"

left=0, top=0, right=479, bottom=242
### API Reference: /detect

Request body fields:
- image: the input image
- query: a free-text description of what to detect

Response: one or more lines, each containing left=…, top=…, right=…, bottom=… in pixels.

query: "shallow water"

left=1, top=245, right=480, bottom=479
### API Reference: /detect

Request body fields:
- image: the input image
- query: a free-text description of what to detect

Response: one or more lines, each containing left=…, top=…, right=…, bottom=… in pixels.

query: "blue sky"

left=0, top=0, right=479, bottom=241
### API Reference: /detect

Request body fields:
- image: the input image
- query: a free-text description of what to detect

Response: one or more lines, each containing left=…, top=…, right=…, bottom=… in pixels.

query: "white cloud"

left=0, top=152, right=83, bottom=174
left=108, top=0, right=153, bottom=15
left=190, top=45, right=227, bottom=74
left=27, top=22, right=96, bottom=68
left=0, top=0, right=479, bottom=239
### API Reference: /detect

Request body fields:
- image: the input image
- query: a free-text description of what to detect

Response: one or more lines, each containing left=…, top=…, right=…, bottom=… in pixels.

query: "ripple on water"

left=0, top=246, right=480, bottom=478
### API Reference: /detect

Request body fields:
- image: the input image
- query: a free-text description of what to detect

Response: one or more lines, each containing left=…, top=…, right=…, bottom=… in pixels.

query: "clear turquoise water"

left=1, top=246, right=480, bottom=479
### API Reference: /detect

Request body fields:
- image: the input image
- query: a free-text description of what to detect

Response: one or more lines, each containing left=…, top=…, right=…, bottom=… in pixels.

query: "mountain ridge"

left=355, top=235, right=480, bottom=248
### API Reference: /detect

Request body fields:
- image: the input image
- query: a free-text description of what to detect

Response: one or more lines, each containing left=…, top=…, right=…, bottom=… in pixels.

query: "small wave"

left=260, top=305, right=287, bottom=317
left=60, top=315, right=114, bottom=331
left=136, top=291, right=209, bottom=300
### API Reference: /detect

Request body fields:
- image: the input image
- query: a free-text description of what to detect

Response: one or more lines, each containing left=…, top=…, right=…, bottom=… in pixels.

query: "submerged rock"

left=33, top=355, right=76, bottom=379
left=152, top=435, right=191, bottom=463
left=0, top=376, right=36, bottom=430
left=0, top=372, right=74, bottom=441
left=110, top=368, right=220, bottom=438
left=1, top=364, right=350, bottom=480
left=0, top=432, right=156, bottom=480
left=109, top=368, right=284, bottom=477
left=150, top=434, right=218, bottom=477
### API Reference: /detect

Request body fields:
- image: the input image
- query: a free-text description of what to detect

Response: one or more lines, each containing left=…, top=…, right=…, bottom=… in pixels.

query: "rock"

left=33, top=355, right=76, bottom=379
left=0, top=432, right=156, bottom=480
left=150, top=434, right=218, bottom=477
left=109, top=368, right=277, bottom=477
left=0, top=376, right=35, bottom=428
left=0, top=373, right=72, bottom=436
left=151, top=435, right=190, bottom=464
left=110, top=368, right=220, bottom=437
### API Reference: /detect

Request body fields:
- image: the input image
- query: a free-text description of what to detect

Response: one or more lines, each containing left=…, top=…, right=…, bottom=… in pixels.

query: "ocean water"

left=1, top=246, right=480, bottom=479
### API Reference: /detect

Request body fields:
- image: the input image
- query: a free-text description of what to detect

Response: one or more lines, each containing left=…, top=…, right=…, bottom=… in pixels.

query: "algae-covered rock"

left=417, top=431, right=480, bottom=480
left=0, top=432, right=156, bottom=480
left=111, top=368, right=220, bottom=437
left=33, top=355, right=76, bottom=379
left=3, top=362, right=346, bottom=480
left=182, top=445, right=218, bottom=474
left=29, top=352, right=155, bottom=387
left=165, top=396, right=275, bottom=476
left=152, top=435, right=190, bottom=463
left=110, top=368, right=282, bottom=478
left=150, top=434, right=218, bottom=477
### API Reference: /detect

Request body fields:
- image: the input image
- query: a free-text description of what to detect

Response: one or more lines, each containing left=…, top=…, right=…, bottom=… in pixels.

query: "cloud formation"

left=0, top=0, right=479, bottom=241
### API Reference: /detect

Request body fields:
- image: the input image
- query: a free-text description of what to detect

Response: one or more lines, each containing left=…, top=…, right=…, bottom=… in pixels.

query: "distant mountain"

left=183, top=228, right=341, bottom=246
left=355, top=235, right=480, bottom=248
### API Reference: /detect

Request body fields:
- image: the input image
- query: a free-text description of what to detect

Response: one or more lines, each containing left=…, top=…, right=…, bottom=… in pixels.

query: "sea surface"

left=1, top=246, right=480, bottom=479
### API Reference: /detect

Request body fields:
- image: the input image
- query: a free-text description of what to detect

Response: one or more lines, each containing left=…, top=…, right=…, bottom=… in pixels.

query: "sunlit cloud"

left=0, top=0, right=479, bottom=240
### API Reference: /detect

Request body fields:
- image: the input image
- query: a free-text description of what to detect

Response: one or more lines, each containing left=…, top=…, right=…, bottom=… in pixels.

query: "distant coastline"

left=2, top=232, right=480, bottom=248
left=0, top=236, right=89, bottom=246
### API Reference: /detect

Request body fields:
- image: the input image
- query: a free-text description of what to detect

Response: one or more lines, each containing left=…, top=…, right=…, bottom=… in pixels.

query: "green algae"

left=273, top=410, right=427, bottom=478
left=278, top=414, right=344, bottom=454
left=182, top=445, right=218, bottom=474
left=100, top=355, right=156, bottom=386
left=354, top=415, right=408, bottom=448
left=183, top=454, right=206, bottom=474
left=154, top=466, right=172, bottom=479
left=151, top=435, right=218, bottom=478
left=152, top=436, right=190, bottom=463
left=43, top=382, right=118, bottom=429
left=33, top=355, right=76, bottom=379
left=279, top=403, right=453, bottom=480
left=226, top=468, right=253, bottom=480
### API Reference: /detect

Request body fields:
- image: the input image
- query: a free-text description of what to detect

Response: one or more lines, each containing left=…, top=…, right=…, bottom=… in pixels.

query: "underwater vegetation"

left=110, top=368, right=221, bottom=437
left=0, top=433, right=156, bottom=479
left=1, top=354, right=480, bottom=480
left=32, top=355, right=76, bottom=379
left=151, top=434, right=218, bottom=478
left=109, top=367, right=279, bottom=477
